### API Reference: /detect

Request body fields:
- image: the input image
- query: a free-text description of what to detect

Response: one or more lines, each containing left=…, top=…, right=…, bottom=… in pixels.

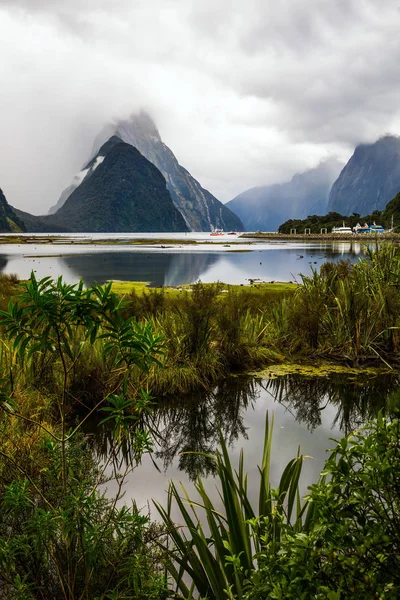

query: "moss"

left=253, top=362, right=391, bottom=379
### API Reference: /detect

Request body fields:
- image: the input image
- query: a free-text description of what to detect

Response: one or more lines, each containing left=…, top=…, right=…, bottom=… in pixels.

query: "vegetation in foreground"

left=157, top=412, right=400, bottom=599
left=0, top=275, right=167, bottom=599
left=0, top=271, right=398, bottom=598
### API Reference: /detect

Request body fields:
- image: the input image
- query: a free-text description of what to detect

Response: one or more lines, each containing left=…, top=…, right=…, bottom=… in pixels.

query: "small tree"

left=0, top=274, right=166, bottom=599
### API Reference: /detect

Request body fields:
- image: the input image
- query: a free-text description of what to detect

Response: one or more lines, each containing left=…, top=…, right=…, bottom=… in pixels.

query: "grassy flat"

left=106, top=280, right=297, bottom=298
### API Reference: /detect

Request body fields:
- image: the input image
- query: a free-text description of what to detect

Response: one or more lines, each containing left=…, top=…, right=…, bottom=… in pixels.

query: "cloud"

left=0, top=0, right=399, bottom=212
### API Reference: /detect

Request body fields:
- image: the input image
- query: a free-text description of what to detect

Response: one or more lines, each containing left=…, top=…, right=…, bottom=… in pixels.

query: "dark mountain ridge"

left=51, top=140, right=188, bottom=232
left=87, top=112, right=243, bottom=232
left=328, top=135, right=400, bottom=215
left=0, top=189, right=26, bottom=233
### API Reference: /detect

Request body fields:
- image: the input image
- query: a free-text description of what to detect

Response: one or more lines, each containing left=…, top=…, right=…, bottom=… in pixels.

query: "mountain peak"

left=328, top=135, right=400, bottom=215
left=50, top=141, right=189, bottom=233
left=84, top=112, right=244, bottom=232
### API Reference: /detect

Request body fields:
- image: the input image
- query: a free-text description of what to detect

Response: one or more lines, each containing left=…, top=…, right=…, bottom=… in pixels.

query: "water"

left=0, top=234, right=365, bottom=286
left=0, top=233, right=386, bottom=514
left=89, top=371, right=396, bottom=514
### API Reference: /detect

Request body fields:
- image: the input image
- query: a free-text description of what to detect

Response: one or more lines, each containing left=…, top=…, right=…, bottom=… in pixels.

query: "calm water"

left=0, top=233, right=365, bottom=286
left=89, top=371, right=396, bottom=514
left=0, top=233, right=387, bottom=513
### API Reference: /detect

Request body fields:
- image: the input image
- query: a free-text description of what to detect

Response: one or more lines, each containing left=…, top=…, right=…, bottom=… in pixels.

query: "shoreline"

left=238, top=232, right=400, bottom=241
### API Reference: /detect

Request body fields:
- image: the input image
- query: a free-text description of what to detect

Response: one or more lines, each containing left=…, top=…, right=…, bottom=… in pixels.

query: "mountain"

left=48, top=136, right=124, bottom=215
left=0, top=189, right=26, bottom=233
left=70, top=111, right=242, bottom=232
left=226, top=159, right=343, bottom=232
left=328, top=136, right=400, bottom=215
left=12, top=209, right=72, bottom=233
left=51, top=139, right=189, bottom=232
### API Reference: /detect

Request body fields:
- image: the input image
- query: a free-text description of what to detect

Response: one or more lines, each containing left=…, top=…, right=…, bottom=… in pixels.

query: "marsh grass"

left=154, top=413, right=310, bottom=600
left=4, top=245, right=400, bottom=405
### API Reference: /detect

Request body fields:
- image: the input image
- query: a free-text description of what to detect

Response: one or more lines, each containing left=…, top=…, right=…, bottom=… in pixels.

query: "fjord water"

left=0, top=234, right=365, bottom=286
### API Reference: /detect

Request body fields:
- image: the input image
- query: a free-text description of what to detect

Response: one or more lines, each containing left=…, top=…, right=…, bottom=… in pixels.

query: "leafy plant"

left=0, top=273, right=167, bottom=599
left=246, top=413, right=400, bottom=599
left=154, top=413, right=309, bottom=600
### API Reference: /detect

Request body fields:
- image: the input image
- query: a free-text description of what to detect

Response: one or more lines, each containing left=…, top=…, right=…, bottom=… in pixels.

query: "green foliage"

left=0, top=273, right=167, bottom=599
left=382, top=191, right=400, bottom=231
left=279, top=210, right=385, bottom=233
left=159, top=412, right=400, bottom=600
left=0, top=437, right=167, bottom=600
left=154, top=414, right=310, bottom=600
left=246, top=414, right=400, bottom=599
left=282, top=244, right=400, bottom=362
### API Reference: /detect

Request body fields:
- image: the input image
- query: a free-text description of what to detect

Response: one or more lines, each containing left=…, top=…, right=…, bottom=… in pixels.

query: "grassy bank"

left=3, top=242, right=400, bottom=404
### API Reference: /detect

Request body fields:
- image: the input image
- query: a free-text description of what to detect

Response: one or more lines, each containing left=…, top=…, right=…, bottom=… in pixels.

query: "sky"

left=1, top=0, right=400, bottom=214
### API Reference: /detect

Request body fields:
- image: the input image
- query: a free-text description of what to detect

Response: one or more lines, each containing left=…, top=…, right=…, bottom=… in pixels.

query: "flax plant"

left=154, top=413, right=311, bottom=600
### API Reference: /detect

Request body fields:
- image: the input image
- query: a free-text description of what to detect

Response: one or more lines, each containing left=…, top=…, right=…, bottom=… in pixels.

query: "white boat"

left=332, top=224, right=353, bottom=234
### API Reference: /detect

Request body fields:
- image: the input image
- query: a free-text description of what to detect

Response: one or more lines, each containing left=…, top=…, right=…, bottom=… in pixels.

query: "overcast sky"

left=1, top=0, right=400, bottom=214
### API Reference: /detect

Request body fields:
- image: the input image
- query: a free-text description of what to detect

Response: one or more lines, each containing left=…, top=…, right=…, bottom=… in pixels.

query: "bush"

left=246, top=414, right=400, bottom=599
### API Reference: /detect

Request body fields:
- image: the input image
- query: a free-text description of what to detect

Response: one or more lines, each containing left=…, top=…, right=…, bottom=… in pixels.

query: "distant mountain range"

left=50, top=112, right=243, bottom=233
left=327, top=135, right=400, bottom=215
left=9, top=121, right=400, bottom=234
left=226, top=159, right=343, bottom=232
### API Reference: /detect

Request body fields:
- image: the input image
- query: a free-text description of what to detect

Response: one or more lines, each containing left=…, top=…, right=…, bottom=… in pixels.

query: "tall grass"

left=284, top=244, right=400, bottom=363
left=4, top=245, right=400, bottom=407
left=154, top=413, right=311, bottom=600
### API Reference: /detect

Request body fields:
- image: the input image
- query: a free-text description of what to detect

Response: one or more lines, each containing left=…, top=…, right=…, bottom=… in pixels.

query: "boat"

left=332, top=223, right=353, bottom=234
left=227, top=231, right=237, bottom=235
left=210, top=229, right=224, bottom=236
left=353, top=222, right=370, bottom=234
left=368, top=222, right=386, bottom=234
left=353, top=222, right=386, bottom=234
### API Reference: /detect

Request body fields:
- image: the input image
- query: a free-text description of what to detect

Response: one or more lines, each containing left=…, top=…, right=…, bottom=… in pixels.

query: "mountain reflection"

left=60, top=251, right=219, bottom=287
left=150, top=378, right=258, bottom=479
left=88, top=377, right=258, bottom=480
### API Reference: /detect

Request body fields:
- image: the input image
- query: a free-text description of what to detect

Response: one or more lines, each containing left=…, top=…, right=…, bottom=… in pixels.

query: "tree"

left=0, top=274, right=166, bottom=599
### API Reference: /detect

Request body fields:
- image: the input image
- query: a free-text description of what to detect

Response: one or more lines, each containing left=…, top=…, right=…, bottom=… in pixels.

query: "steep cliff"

left=328, top=136, right=400, bottom=215
left=85, top=112, right=243, bottom=232
left=52, top=140, right=188, bottom=232
left=0, top=189, right=26, bottom=233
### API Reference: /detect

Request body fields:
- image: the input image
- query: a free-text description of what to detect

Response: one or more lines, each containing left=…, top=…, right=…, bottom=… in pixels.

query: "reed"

left=154, top=413, right=310, bottom=600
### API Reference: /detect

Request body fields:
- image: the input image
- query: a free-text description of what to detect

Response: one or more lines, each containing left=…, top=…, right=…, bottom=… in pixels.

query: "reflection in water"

left=151, top=378, right=258, bottom=479
left=89, top=378, right=259, bottom=480
left=0, top=240, right=368, bottom=287
left=59, top=252, right=219, bottom=287
left=88, top=371, right=396, bottom=482
left=261, top=373, right=395, bottom=435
